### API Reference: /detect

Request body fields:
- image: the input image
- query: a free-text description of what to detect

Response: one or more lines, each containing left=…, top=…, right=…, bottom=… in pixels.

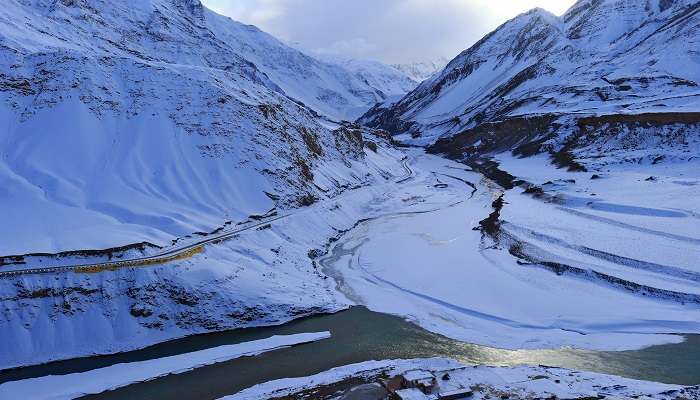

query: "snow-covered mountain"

left=207, top=20, right=416, bottom=121
left=0, top=0, right=404, bottom=255
left=362, top=0, right=700, bottom=165
left=1, top=0, right=699, bottom=376
left=391, top=58, right=449, bottom=83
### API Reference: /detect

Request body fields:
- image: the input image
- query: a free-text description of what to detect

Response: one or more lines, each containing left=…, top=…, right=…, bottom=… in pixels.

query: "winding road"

left=0, top=157, right=414, bottom=278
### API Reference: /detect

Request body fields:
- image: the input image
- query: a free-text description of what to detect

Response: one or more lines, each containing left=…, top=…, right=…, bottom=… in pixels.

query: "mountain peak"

left=562, top=0, right=696, bottom=43
left=391, top=59, right=449, bottom=83
left=525, top=6, right=557, bottom=17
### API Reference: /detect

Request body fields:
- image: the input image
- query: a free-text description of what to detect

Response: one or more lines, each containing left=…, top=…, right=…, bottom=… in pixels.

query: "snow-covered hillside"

left=0, top=0, right=411, bottom=256
left=228, top=359, right=700, bottom=400
left=362, top=0, right=700, bottom=162
left=0, top=0, right=419, bottom=368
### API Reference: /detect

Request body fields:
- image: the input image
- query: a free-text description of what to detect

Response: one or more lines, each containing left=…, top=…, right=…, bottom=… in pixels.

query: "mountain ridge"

left=361, top=0, right=700, bottom=167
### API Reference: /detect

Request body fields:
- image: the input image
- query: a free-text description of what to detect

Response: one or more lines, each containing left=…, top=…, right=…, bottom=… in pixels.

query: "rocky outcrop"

left=429, top=112, right=700, bottom=167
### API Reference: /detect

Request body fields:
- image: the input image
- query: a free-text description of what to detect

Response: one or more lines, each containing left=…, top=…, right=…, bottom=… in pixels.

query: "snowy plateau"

left=0, top=0, right=700, bottom=399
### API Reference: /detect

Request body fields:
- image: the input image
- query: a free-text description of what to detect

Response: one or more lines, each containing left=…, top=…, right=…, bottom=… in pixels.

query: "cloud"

left=203, top=0, right=273, bottom=24
left=202, top=0, right=576, bottom=64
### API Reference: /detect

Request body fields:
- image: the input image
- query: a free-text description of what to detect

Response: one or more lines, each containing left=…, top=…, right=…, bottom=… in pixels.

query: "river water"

left=0, top=307, right=698, bottom=400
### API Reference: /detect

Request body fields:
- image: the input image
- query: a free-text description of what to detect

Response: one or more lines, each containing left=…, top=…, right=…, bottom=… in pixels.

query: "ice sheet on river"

left=321, top=151, right=700, bottom=351
left=0, top=332, right=330, bottom=400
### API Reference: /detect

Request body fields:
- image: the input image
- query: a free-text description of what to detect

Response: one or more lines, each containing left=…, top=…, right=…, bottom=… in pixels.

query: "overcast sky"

left=201, top=0, right=576, bottom=64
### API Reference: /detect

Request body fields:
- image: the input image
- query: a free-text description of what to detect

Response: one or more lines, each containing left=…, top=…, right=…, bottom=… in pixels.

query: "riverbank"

left=226, top=358, right=700, bottom=400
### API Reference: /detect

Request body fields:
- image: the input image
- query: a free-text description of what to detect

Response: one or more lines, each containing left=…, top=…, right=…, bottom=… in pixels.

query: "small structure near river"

left=384, top=368, right=473, bottom=400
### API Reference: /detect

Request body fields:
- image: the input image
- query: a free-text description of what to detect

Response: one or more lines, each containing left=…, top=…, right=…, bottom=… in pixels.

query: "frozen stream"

left=319, top=156, right=700, bottom=352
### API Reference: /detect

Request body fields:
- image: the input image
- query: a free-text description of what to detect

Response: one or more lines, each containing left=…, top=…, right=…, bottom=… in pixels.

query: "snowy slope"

left=0, top=0, right=407, bottom=255
left=0, top=148, right=409, bottom=368
left=362, top=0, right=700, bottom=159
left=205, top=18, right=416, bottom=121
left=152, top=1, right=417, bottom=121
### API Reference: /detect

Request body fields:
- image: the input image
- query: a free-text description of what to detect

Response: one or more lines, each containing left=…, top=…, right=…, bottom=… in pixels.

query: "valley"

left=1, top=0, right=699, bottom=398
left=2, top=145, right=699, bottom=399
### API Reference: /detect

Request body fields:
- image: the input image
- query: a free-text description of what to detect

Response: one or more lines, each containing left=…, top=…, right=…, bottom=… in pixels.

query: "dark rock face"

left=428, top=115, right=559, bottom=160
left=428, top=112, right=700, bottom=168
left=172, top=0, right=204, bottom=19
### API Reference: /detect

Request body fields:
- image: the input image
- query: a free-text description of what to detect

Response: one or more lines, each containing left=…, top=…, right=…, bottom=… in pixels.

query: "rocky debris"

left=478, top=195, right=505, bottom=237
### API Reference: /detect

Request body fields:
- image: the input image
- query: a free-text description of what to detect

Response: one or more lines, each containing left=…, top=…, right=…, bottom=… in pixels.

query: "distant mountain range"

left=391, top=58, right=449, bottom=83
